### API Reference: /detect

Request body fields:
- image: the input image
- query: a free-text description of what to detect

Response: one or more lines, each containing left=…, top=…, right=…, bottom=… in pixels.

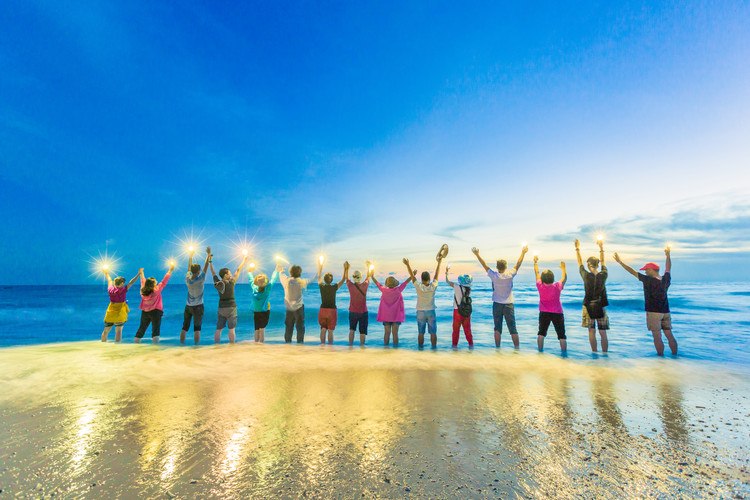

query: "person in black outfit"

left=614, top=246, right=676, bottom=356
left=576, top=237, right=610, bottom=353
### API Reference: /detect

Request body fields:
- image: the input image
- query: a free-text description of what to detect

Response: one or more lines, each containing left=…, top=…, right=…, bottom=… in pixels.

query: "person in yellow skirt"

left=102, top=268, right=142, bottom=342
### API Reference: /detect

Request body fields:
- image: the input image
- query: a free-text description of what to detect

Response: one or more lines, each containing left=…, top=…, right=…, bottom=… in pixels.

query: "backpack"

left=584, top=273, right=605, bottom=319
left=455, top=285, right=472, bottom=318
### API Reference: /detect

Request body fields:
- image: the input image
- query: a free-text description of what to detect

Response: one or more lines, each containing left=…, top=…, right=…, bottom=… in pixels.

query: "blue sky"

left=1, top=1, right=749, bottom=284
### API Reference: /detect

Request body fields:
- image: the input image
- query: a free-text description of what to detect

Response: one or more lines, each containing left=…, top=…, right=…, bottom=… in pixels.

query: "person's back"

left=639, top=272, right=670, bottom=313
left=346, top=280, right=368, bottom=313
left=414, top=280, right=438, bottom=311
left=537, top=280, right=564, bottom=313
left=108, top=285, right=128, bottom=304
left=320, top=283, right=338, bottom=309
left=613, top=248, right=676, bottom=356
left=186, top=272, right=206, bottom=306
left=488, top=268, right=517, bottom=304
left=251, top=270, right=279, bottom=312
left=281, top=275, right=308, bottom=310
left=140, top=273, right=171, bottom=311
left=346, top=270, right=370, bottom=346
left=214, top=275, right=237, bottom=308
left=533, top=257, right=567, bottom=352
left=280, top=265, right=309, bottom=343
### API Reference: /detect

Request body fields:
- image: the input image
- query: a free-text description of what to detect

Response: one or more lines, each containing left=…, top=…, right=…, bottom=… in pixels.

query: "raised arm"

left=104, top=270, right=113, bottom=287
left=664, top=246, right=671, bottom=274
left=402, top=258, right=417, bottom=283
left=514, top=245, right=529, bottom=271
left=203, top=246, right=211, bottom=274
left=444, top=268, right=455, bottom=288
left=188, top=248, right=194, bottom=273
left=471, top=247, right=490, bottom=272
left=533, top=255, right=540, bottom=281
left=434, top=256, right=443, bottom=280
left=336, top=262, right=349, bottom=289
left=235, top=256, right=248, bottom=280
left=160, top=263, right=175, bottom=287
left=613, top=253, right=639, bottom=278
left=574, top=239, right=583, bottom=268
left=559, top=261, right=567, bottom=286
left=599, top=240, right=605, bottom=267
left=317, top=261, right=324, bottom=286
left=209, top=260, right=217, bottom=279
left=126, top=269, right=142, bottom=289
left=370, top=274, right=381, bottom=287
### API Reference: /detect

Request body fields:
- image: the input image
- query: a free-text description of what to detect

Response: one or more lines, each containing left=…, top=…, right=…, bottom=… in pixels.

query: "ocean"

left=1, top=279, right=748, bottom=368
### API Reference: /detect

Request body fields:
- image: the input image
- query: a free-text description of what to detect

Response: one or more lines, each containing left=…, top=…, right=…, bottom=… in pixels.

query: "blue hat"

left=458, top=274, right=473, bottom=287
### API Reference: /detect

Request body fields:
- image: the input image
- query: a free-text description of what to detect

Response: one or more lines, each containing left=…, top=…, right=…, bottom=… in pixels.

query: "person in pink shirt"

left=534, top=255, right=568, bottom=352
left=134, top=263, right=175, bottom=344
left=371, top=261, right=412, bottom=347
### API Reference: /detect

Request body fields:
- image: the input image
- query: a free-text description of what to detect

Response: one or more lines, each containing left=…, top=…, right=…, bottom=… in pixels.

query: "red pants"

left=452, top=310, right=473, bottom=347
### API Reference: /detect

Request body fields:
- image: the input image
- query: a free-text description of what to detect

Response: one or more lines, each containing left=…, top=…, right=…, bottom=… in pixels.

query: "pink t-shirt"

left=139, top=273, right=172, bottom=312
left=108, top=285, right=128, bottom=303
left=376, top=280, right=409, bottom=323
left=536, top=280, right=564, bottom=314
left=346, top=280, right=369, bottom=313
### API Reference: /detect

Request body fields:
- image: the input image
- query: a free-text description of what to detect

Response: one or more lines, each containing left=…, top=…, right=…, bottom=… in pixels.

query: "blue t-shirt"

left=248, top=270, right=279, bottom=312
left=185, top=272, right=206, bottom=306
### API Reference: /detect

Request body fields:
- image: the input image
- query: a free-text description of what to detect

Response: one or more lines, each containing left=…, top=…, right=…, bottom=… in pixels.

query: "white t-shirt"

left=487, top=268, right=517, bottom=304
left=413, top=280, right=438, bottom=311
left=279, top=274, right=308, bottom=311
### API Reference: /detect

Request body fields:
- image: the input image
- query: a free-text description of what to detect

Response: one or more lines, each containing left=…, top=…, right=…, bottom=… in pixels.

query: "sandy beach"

left=1, top=342, right=748, bottom=498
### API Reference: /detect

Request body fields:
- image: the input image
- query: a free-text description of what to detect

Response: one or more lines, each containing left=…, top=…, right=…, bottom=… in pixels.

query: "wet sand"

left=1, top=343, right=748, bottom=498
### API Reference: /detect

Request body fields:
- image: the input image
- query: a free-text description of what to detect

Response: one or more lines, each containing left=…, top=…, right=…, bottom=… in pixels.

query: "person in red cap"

left=613, top=247, right=677, bottom=356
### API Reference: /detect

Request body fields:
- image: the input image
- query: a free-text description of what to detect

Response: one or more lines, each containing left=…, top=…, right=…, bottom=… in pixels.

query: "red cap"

left=639, top=262, right=660, bottom=271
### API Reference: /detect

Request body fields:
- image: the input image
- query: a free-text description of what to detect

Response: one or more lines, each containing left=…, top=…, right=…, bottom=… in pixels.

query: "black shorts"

left=349, top=311, right=368, bottom=335
left=183, top=304, right=204, bottom=331
left=254, top=310, right=270, bottom=330
left=538, top=311, right=566, bottom=339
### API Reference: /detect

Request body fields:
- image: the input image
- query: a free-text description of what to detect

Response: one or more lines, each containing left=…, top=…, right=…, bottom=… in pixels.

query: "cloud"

left=434, top=222, right=487, bottom=240
left=543, top=198, right=750, bottom=253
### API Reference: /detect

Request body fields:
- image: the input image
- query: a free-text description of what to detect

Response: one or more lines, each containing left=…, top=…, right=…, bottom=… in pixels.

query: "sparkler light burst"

left=87, top=250, right=122, bottom=280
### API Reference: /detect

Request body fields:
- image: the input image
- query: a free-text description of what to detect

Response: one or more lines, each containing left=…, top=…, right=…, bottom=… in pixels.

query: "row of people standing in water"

left=100, top=241, right=677, bottom=355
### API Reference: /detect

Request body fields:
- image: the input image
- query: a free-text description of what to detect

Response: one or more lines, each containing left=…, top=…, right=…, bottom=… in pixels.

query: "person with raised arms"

left=346, top=263, right=372, bottom=346
left=279, top=262, right=309, bottom=343
left=403, top=252, right=443, bottom=348
left=101, top=267, right=141, bottom=342
left=613, top=246, right=677, bottom=356
left=472, top=245, right=528, bottom=348
left=135, top=263, right=175, bottom=344
left=317, top=259, right=349, bottom=344
left=248, top=262, right=281, bottom=343
left=371, top=263, right=411, bottom=347
left=445, top=268, right=474, bottom=348
left=534, top=255, right=568, bottom=352
left=180, top=246, right=211, bottom=345
left=209, top=252, right=248, bottom=344
left=575, top=238, right=610, bottom=353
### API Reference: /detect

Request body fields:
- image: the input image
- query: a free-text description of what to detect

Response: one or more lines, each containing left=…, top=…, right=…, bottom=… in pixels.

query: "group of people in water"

left=100, top=240, right=677, bottom=355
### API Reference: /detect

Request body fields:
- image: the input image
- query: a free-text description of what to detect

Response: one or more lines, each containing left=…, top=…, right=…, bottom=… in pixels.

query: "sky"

left=1, top=0, right=749, bottom=284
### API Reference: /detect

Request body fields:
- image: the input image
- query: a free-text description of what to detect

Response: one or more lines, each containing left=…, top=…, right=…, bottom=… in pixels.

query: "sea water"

left=1, top=280, right=748, bottom=368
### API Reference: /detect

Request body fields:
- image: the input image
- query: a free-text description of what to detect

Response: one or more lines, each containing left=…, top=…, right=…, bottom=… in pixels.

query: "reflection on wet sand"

left=658, top=380, right=689, bottom=444
left=0, top=343, right=749, bottom=497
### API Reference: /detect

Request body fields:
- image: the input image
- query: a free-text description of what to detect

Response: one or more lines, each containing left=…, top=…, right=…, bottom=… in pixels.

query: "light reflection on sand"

left=0, top=342, right=749, bottom=497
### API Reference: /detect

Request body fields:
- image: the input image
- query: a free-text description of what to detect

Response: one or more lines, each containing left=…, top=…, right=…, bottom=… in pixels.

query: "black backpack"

left=455, top=285, right=472, bottom=318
